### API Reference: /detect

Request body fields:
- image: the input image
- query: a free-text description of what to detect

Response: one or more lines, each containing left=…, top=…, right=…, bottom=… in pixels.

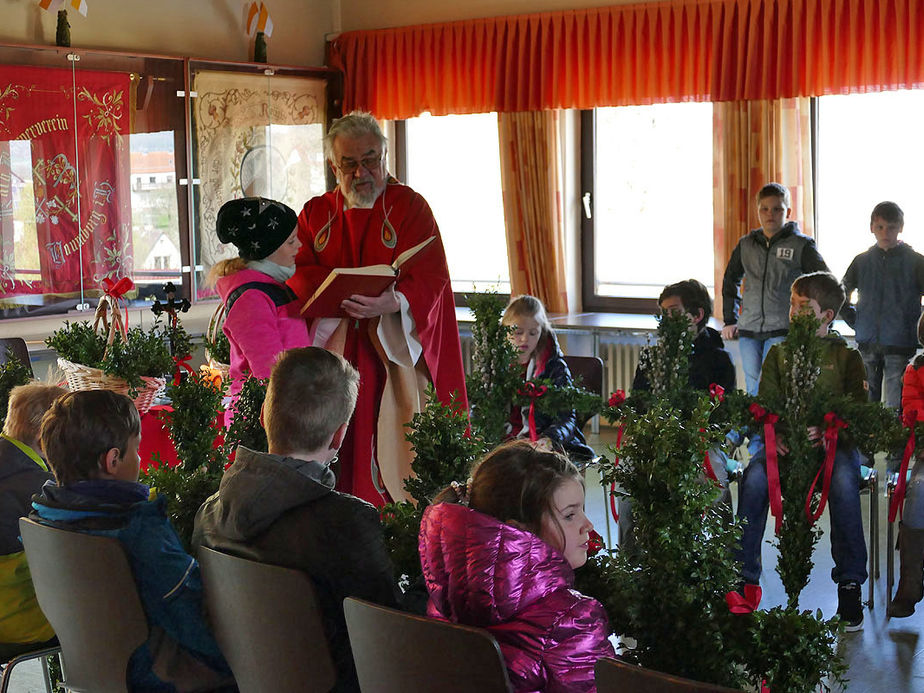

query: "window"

left=404, top=113, right=509, bottom=294
left=583, top=103, right=714, bottom=310
left=815, top=90, right=924, bottom=280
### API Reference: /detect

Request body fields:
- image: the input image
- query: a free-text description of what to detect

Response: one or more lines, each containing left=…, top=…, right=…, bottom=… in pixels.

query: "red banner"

left=0, top=65, right=131, bottom=297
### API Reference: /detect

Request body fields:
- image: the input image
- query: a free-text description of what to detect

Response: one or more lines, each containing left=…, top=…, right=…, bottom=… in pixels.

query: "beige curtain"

left=497, top=111, right=568, bottom=313
left=713, top=97, right=814, bottom=320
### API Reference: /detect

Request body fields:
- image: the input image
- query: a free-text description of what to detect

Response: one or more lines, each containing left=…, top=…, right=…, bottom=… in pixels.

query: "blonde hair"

left=206, top=258, right=248, bottom=287
left=502, top=295, right=554, bottom=360
left=264, top=347, right=360, bottom=454
left=3, top=383, right=66, bottom=446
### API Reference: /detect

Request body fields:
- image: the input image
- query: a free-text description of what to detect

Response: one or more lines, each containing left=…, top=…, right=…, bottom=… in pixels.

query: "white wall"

left=1, top=0, right=338, bottom=67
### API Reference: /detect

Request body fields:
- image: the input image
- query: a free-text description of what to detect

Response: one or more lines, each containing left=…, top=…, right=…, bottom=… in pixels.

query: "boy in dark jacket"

left=841, top=201, right=924, bottom=416
left=734, top=272, right=868, bottom=631
left=722, top=183, right=829, bottom=395
left=192, top=347, right=398, bottom=693
left=31, top=390, right=231, bottom=692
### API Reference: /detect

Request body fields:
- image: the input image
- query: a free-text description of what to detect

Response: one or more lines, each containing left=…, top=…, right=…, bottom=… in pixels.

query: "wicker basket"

left=205, top=301, right=231, bottom=384
left=58, top=357, right=166, bottom=415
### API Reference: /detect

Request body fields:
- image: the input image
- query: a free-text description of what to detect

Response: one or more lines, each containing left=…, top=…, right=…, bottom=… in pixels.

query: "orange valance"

left=328, top=0, right=924, bottom=119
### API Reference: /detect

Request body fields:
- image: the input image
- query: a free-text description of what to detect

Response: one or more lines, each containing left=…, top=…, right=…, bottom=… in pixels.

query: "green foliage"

left=466, top=292, right=522, bottom=446
left=404, top=386, right=484, bottom=507
left=380, top=501, right=425, bottom=589
left=513, top=376, right=603, bottom=426
left=45, top=321, right=107, bottom=366
left=204, top=327, right=231, bottom=364
left=743, top=607, right=846, bottom=692
left=101, top=324, right=175, bottom=391
left=0, top=349, right=33, bottom=425
left=223, top=375, right=268, bottom=454
left=595, top=311, right=845, bottom=691
left=141, top=370, right=226, bottom=549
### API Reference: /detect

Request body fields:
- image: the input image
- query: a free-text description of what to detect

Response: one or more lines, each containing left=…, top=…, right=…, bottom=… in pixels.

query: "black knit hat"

left=216, top=197, right=297, bottom=261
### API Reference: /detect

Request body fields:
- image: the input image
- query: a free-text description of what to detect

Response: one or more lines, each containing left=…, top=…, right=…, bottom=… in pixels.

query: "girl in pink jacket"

left=419, top=440, right=615, bottom=693
left=211, top=197, right=310, bottom=420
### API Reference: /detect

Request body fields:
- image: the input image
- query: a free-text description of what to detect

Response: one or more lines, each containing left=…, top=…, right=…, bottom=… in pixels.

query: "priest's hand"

left=341, top=286, right=401, bottom=319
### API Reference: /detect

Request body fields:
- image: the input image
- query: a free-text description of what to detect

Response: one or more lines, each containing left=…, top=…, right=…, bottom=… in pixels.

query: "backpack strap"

left=225, top=282, right=297, bottom=312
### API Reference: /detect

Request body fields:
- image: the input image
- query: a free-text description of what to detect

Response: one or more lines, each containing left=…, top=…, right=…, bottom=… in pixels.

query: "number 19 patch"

left=776, top=247, right=794, bottom=261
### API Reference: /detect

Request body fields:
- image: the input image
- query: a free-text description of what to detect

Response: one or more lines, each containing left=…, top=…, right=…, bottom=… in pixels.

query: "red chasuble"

left=290, top=182, right=468, bottom=506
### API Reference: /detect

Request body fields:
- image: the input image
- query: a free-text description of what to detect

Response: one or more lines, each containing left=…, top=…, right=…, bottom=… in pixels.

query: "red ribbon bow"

left=608, top=389, right=626, bottom=408
left=518, top=381, right=547, bottom=442
left=805, top=413, right=848, bottom=525
left=172, top=354, right=194, bottom=386
left=726, top=583, right=762, bottom=614
left=103, top=276, right=134, bottom=298
left=750, top=403, right=783, bottom=533
left=587, top=530, right=605, bottom=557
left=890, top=410, right=918, bottom=522
left=708, top=383, right=725, bottom=402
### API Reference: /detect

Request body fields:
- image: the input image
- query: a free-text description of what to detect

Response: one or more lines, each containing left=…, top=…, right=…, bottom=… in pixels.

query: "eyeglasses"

left=336, top=152, right=384, bottom=175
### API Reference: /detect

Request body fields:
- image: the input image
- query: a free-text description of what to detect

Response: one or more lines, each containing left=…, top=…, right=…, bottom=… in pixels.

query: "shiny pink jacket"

left=216, top=269, right=310, bottom=399
left=419, top=503, right=615, bottom=693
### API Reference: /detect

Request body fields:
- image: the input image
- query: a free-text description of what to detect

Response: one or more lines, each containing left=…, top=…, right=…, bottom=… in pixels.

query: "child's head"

left=40, top=390, right=142, bottom=486
left=216, top=197, right=301, bottom=266
left=755, top=183, right=792, bottom=237
left=790, top=272, right=845, bottom=335
left=3, top=383, right=67, bottom=450
left=263, top=347, right=359, bottom=458
left=455, top=440, right=592, bottom=569
left=502, top=295, right=553, bottom=365
left=658, top=279, right=712, bottom=332
left=870, top=201, right=904, bottom=250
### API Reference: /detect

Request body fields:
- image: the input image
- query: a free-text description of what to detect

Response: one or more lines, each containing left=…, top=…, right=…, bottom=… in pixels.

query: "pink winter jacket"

left=419, top=502, right=615, bottom=693
left=216, top=269, right=310, bottom=399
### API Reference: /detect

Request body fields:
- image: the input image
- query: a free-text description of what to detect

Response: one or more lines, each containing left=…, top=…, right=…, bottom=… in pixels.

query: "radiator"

left=600, top=339, right=645, bottom=395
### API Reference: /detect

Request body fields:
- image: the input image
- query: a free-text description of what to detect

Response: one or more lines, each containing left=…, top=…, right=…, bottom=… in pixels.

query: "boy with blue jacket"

left=841, top=201, right=924, bottom=415
left=31, top=390, right=231, bottom=692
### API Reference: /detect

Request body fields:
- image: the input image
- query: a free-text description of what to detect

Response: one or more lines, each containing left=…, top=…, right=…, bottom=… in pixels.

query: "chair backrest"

left=343, top=597, right=511, bottom=693
left=18, top=518, right=148, bottom=693
left=563, top=354, right=604, bottom=398
left=197, top=546, right=336, bottom=693
left=595, top=657, right=744, bottom=693
left=0, top=338, right=33, bottom=378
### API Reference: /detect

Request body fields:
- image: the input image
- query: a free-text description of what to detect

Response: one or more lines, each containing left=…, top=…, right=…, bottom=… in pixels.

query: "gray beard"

left=343, top=181, right=384, bottom=209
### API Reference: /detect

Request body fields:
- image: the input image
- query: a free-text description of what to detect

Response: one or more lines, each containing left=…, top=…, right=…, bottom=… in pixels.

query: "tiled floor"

left=584, top=427, right=924, bottom=693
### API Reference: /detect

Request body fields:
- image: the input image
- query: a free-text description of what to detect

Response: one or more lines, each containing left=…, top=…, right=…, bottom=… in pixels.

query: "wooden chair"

left=563, top=354, right=605, bottom=433
left=0, top=338, right=32, bottom=378
left=343, top=597, right=511, bottom=693
left=198, top=546, right=336, bottom=693
left=18, top=518, right=149, bottom=693
left=595, top=657, right=744, bottom=692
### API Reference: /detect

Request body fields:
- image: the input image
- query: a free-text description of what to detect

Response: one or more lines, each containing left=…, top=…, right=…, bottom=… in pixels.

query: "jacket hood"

left=215, top=268, right=279, bottom=302
left=749, top=220, right=801, bottom=244
left=695, top=326, right=725, bottom=352
left=203, top=447, right=336, bottom=541
left=419, top=502, right=573, bottom=627
left=821, top=330, right=848, bottom=348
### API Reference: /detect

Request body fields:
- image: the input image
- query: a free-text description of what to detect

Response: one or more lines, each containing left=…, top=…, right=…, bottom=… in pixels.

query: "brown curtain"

left=713, top=97, right=814, bottom=319
left=497, top=111, right=568, bottom=313
left=329, top=0, right=924, bottom=120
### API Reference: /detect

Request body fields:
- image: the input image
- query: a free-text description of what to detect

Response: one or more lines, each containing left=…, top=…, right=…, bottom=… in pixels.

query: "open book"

left=300, top=236, right=436, bottom=318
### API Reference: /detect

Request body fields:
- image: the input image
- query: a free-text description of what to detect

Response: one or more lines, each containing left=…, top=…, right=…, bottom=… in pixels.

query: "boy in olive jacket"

left=734, top=272, right=868, bottom=632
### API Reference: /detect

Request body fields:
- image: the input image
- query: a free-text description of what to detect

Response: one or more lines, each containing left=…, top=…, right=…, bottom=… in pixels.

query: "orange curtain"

left=712, top=97, right=814, bottom=319
left=498, top=111, right=568, bottom=313
left=329, top=0, right=924, bottom=120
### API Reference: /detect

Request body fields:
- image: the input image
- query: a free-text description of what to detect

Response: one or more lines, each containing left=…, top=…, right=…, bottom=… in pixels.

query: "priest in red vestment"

left=289, top=112, right=467, bottom=506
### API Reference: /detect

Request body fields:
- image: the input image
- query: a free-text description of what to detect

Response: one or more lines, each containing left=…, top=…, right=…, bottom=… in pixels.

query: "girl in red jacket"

left=419, top=441, right=615, bottom=692
left=890, top=313, right=924, bottom=617
left=211, top=197, right=311, bottom=421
